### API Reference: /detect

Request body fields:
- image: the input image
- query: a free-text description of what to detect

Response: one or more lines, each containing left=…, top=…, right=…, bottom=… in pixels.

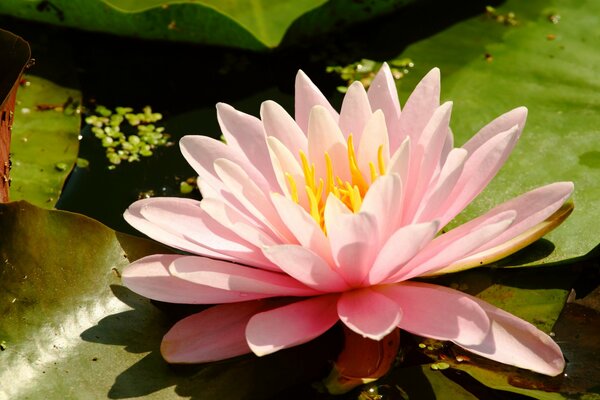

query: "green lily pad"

left=9, top=75, right=80, bottom=208
left=393, top=0, right=600, bottom=265
left=0, top=201, right=341, bottom=398
left=0, top=0, right=416, bottom=50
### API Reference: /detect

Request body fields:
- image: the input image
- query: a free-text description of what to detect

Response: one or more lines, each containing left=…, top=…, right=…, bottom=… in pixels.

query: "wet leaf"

left=0, top=201, right=339, bottom=399
left=0, top=0, right=415, bottom=50
left=395, top=0, right=600, bottom=265
left=9, top=75, right=80, bottom=208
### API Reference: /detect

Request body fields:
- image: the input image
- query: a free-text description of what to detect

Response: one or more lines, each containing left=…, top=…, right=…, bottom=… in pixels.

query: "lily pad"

left=0, top=0, right=414, bottom=50
left=0, top=201, right=341, bottom=399
left=9, top=75, right=80, bottom=208
left=393, top=0, right=600, bottom=264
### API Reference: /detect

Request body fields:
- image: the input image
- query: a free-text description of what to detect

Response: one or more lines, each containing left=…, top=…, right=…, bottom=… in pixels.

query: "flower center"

left=285, top=135, right=386, bottom=231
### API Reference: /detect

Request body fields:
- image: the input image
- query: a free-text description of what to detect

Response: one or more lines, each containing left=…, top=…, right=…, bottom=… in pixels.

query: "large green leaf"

left=0, top=0, right=415, bottom=50
left=9, top=75, right=80, bottom=208
left=393, top=0, right=600, bottom=264
left=0, top=202, right=339, bottom=399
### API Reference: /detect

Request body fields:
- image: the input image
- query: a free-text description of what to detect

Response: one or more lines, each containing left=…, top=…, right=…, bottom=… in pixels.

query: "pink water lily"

left=123, top=65, right=573, bottom=377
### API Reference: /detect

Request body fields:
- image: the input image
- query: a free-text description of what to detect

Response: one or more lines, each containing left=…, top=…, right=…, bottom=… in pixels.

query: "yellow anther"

left=284, top=173, right=299, bottom=203
left=347, top=135, right=368, bottom=195
left=325, top=152, right=335, bottom=195
left=299, top=151, right=315, bottom=192
left=306, top=185, right=321, bottom=227
left=377, top=145, right=386, bottom=175
left=369, top=162, right=377, bottom=183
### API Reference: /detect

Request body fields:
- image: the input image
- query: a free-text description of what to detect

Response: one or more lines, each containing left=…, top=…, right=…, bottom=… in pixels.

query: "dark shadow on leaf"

left=492, top=238, right=556, bottom=267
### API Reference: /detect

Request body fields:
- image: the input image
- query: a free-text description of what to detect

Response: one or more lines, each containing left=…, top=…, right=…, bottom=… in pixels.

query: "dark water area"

left=0, top=0, right=498, bottom=233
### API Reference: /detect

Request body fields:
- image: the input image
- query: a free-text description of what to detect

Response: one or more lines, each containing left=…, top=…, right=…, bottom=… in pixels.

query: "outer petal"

left=337, top=288, right=402, bottom=340
left=246, top=295, right=339, bottom=356
left=122, top=254, right=268, bottom=304
left=214, top=158, right=295, bottom=242
left=262, top=244, right=349, bottom=292
left=295, top=70, right=339, bottom=133
left=398, top=68, right=440, bottom=144
left=412, top=148, right=468, bottom=223
left=161, top=301, right=269, bottom=363
left=367, top=63, right=401, bottom=150
left=456, top=297, right=565, bottom=376
left=179, top=135, right=269, bottom=193
left=124, top=197, right=239, bottom=260
left=339, top=81, right=372, bottom=141
left=403, top=101, right=453, bottom=223
left=367, top=221, right=439, bottom=285
left=261, top=100, right=307, bottom=157
left=438, top=125, right=520, bottom=226
left=380, top=282, right=490, bottom=346
left=462, top=107, right=527, bottom=155
left=433, top=182, right=574, bottom=275
left=169, top=256, right=319, bottom=297
left=393, top=210, right=516, bottom=281
left=216, top=103, right=278, bottom=190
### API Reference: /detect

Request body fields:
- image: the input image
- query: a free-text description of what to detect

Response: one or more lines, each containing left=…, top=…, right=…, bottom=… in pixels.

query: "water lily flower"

left=122, top=65, right=573, bottom=378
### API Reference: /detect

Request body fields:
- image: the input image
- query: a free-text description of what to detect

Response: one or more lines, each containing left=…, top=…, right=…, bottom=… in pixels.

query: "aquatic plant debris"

left=327, top=58, right=414, bottom=93
left=84, top=105, right=172, bottom=169
left=122, top=66, right=573, bottom=393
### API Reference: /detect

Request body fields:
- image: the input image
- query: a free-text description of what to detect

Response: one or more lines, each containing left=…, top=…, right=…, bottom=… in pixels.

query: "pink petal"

left=266, top=136, right=309, bottom=208
left=261, top=100, right=307, bottom=157
left=380, top=282, right=490, bottom=346
left=412, top=148, right=468, bottom=223
left=393, top=210, right=516, bottom=281
left=124, top=197, right=239, bottom=260
left=456, top=297, right=565, bottom=376
left=325, top=196, right=379, bottom=286
left=367, top=63, right=402, bottom=151
left=339, top=81, right=372, bottom=141
left=357, top=110, right=390, bottom=181
left=307, top=105, right=348, bottom=183
left=434, top=182, right=574, bottom=274
left=122, top=254, right=267, bottom=304
left=246, top=295, right=340, bottom=356
left=360, top=174, right=403, bottom=240
left=438, top=125, right=520, bottom=226
left=270, top=193, right=332, bottom=264
left=337, top=288, right=402, bottom=340
left=295, top=70, right=339, bottom=133
left=398, top=68, right=440, bottom=145
left=386, top=137, right=411, bottom=190
left=179, top=135, right=269, bottom=193
left=368, top=221, right=439, bottom=285
left=161, top=301, right=268, bottom=363
left=216, top=103, right=278, bottom=190
left=403, top=101, right=453, bottom=223
left=170, top=255, right=318, bottom=297
left=214, top=158, right=295, bottom=243
left=462, top=107, right=527, bottom=155
left=262, top=244, right=349, bottom=292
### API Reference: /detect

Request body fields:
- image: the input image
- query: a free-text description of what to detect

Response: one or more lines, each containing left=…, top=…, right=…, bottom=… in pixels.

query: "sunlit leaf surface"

left=9, top=75, right=80, bottom=208
left=394, top=0, right=600, bottom=265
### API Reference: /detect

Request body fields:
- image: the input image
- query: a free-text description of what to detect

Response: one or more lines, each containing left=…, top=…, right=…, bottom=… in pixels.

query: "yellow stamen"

left=306, top=185, right=321, bottom=227
left=289, top=136, right=387, bottom=232
left=347, top=135, right=369, bottom=195
left=284, top=172, right=299, bottom=203
left=369, top=162, right=377, bottom=184
left=377, top=145, right=386, bottom=175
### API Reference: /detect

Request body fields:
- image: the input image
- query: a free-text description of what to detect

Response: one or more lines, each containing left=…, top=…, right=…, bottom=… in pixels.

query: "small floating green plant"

left=84, top=105, right=172, bottom=169
left=326, top=58, right=414, bottom=93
